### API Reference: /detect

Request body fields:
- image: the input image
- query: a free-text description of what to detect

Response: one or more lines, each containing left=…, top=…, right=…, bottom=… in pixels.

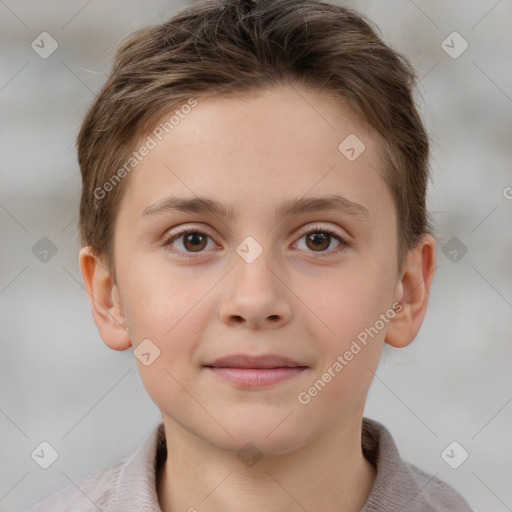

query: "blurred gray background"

left=1, top=1, right=511, bottom=511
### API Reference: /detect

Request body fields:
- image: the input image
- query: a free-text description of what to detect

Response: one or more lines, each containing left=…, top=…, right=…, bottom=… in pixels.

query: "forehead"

left=118, top=85, right=394, bottom=227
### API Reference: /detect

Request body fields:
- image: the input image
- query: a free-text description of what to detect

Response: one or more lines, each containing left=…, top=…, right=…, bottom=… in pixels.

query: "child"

left=26, top=0, right=473, bottom=510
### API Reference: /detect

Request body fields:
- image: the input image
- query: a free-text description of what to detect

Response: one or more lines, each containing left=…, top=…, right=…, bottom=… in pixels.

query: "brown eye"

left=305, top=232, right=331, bottom=251
left=163, top=229, right=214, bottom=256
left=295, top=227, right=347, bottom=255
left=182, top=232, right=208, bottom=252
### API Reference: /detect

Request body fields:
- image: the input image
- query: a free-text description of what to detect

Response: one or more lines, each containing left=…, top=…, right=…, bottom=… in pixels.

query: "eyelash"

left=162, top=225, right=349, bottom=259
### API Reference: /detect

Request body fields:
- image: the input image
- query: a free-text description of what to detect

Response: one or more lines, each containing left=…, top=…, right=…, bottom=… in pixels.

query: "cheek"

left=296, top=272, right=390, bottom=408
left=295, top=262, right=395, bottom=404
left=302, top=260, right=396, bottom=341
left=121, top=264, right=216, bottom=400
left=124, top=274, right=209, bottom=415
left=120, top=256, right=205, bottom=341
left=296, top=343, right=382, bottom=428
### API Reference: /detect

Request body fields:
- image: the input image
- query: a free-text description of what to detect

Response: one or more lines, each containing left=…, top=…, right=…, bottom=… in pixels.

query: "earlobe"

left=385, top=234, right=436, bottom=348
left=79, top=246, right=132, bottom=351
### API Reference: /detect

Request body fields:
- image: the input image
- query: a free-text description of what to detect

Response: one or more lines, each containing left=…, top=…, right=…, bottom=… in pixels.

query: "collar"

left=110, top=418, right=468, bottom=512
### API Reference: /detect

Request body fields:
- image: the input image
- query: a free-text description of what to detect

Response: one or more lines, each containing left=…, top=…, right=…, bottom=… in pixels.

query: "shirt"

left=24, top=418, right=474, bottom=511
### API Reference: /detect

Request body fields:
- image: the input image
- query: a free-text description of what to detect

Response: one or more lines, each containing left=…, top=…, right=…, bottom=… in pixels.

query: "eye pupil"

left=184, top=232, right=207, bottom=252
left=307, top=232, right=330, bottom=251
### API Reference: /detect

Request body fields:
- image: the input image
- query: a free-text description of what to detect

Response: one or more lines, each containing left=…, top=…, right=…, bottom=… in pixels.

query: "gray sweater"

left=25, top=418, right=474, bottom=511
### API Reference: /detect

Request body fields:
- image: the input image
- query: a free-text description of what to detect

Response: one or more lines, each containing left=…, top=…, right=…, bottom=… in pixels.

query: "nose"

left=219, top=248, right=293, bottom=329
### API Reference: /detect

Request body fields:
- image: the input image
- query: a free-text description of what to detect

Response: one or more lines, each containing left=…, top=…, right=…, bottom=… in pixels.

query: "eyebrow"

left=142, top=194, right=371, bottom=222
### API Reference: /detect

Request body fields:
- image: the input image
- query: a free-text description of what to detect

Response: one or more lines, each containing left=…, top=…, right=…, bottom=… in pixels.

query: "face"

left=107, top=85, right=404, bottom=454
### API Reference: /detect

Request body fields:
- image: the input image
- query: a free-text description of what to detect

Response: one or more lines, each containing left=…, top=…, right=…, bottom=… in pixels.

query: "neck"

left=157, top=414, right=376, bottom=512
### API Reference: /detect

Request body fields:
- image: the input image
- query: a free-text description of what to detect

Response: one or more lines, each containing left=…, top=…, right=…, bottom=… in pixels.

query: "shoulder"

left=23, top=422, right=166, bottom=512
left=361, top=418, right=474, bottom=512
left=402, top=459, right=475, bottom=511
left=23, top=459, right=124, bottom=512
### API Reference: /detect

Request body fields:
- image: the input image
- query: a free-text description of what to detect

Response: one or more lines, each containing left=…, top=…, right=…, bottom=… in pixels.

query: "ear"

left=79, top=246, right=132, bottom=351
left=385, top=233, right=436, bottom=348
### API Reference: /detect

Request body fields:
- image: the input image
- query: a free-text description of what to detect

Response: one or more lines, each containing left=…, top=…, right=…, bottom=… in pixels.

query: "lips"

left=203, top=354, right=307, bottom=369
left=203, top=354, right=308, bottom=387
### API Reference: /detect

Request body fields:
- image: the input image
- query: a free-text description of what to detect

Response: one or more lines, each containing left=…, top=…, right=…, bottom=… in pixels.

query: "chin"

left=208, top=418, right=315, bottom=457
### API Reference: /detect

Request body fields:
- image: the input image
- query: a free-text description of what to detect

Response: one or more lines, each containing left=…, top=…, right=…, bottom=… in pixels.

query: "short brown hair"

left=77, top=0, right=432, bottom=274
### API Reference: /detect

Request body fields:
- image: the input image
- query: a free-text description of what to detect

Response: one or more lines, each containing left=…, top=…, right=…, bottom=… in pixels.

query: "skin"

left=79, top=84, right=435, bottom=512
